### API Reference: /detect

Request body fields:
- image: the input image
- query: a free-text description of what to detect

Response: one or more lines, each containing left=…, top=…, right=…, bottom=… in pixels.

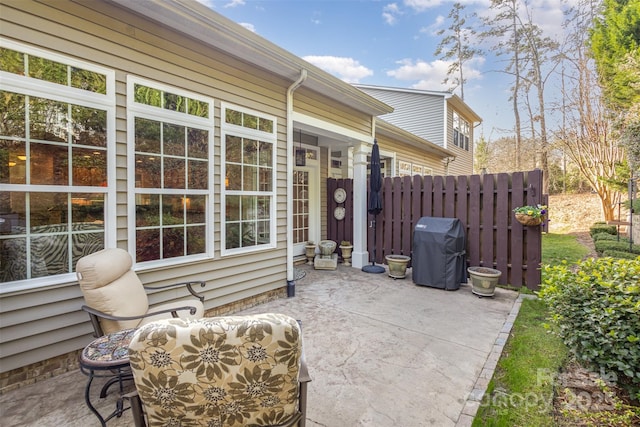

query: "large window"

left=127, top=77, right=213, bottom=265
left=0, top=40, right=115, bottom=287
left=221, top=104, right=276, bottom=254
left=453, top=112, right=470, bottom=151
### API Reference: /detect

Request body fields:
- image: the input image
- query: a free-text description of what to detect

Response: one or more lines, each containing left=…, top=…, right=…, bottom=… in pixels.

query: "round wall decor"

left=334, top=206, right=346, bottom=220
left=333, top=188, right=347, bottom=204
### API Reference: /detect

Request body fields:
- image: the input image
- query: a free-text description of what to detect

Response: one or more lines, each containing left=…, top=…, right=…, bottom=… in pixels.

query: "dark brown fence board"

left=411, top=175, right=423, bottom=236
left=422, top=175, right=433, bottom=218
left=381, top=177, right=394, bottom=262
left=326, top=170, right=544, bottom=290
left=327, top=178, right=337, bottom=242
left=481, top=173, right=495, bottom=270
left=525, top=170, right=543, bottom=288
left=468, top=175, right=481, bottom=268
left=496, top=173, right=510, bottom=282
left=433, top=175, right=444, bottom=217
left=510, top=173, right=525, bottom=287
left=391, top=177, right=403, bottom=255
left=456, top=175, right=468, bottom=226
left=445, top=176, right=456, bottom=218
left=401, top=176, right=412, bottom=257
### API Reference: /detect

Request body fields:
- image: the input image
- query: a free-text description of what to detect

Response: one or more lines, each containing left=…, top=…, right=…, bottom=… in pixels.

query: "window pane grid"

left=134, top=192, right=207, bottom=262
left=0, top=47, right=107, bottom=94
left=132, top=87, right=211, bottom=263
left=133, top=83, right=209, bottom=118
left=453, top=112, right=470, bottom=151
left=292, top=170, right=309, bottom=245
left=0, top=191, right=105, bottom=281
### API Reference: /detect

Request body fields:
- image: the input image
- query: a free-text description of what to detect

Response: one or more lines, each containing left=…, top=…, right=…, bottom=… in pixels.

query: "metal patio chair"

left=76, top=247, right=206, bottom=337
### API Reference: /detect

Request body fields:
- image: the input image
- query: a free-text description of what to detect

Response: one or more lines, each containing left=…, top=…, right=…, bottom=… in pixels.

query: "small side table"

left=79, top=328, right=136, bottom=426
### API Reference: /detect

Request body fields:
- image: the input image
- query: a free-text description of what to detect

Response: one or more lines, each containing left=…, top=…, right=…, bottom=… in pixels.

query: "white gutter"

left=286, top=70, right=307, bottom=292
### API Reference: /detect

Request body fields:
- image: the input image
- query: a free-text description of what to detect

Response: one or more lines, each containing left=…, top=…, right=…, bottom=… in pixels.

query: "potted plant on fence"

left=339, top=241, right=353, bottom=266
left=513, top=204, right=547, bottom=226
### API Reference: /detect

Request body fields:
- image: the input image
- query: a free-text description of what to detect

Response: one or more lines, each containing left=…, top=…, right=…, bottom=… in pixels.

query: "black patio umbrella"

left=362, top=139, right=385, bottom=274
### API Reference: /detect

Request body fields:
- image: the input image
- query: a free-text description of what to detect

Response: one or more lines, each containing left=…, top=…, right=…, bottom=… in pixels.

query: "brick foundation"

left=0, top=349, right=82, bottom=395
left=0, top=287, right=287, bottom=394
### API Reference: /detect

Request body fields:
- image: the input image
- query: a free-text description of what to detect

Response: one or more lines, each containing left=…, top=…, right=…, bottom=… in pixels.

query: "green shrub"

left=603, top=249, right=640, bottom=260
left=539, top=257, right=640, bottom=400
left=602, top=249, right=638, bottom=259
left=590, top=223, right=617, bottom=236
left=594, top=240, right=640, bottom=255
left=592, top=232, right=622, bottom=242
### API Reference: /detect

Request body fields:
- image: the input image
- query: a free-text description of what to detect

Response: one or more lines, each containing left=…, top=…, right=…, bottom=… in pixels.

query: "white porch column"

left=351, top=142, right=369, bottom=268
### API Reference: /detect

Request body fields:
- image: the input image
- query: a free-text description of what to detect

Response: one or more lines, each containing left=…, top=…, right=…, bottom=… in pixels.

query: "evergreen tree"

left=434, top=2, right=483, bottom=101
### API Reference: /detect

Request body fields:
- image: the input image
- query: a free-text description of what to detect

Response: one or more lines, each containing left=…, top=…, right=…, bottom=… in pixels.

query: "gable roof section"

left=355, top=84, right=481, bottom=123
left=106, top=0, right=393, bottom=117
left=376, top=119, right=455, bottom=159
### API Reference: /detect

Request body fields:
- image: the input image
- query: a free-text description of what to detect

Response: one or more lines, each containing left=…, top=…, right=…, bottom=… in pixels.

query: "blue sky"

left=199, top=0, right=576, bottom=141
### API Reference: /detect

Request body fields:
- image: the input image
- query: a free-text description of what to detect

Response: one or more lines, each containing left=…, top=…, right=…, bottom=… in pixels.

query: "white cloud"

left=382, top=3, right=402, bottom=25
left=311, top=10, right=322, bottom=25
left=387, top=58, right=451, bottom=89
left=419, top=15, right=445, bottom=37
left=403, top=0, right=444, bottom=12
left=302, top=56, right=374, bottom=83
left=239, top=23, right=256, bottom=32
left=223, top=0, right=245, bottom=8
left=387, top=57, right=484, bottom=92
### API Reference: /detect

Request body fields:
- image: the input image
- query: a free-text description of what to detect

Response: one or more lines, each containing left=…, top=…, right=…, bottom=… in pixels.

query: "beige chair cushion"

left=128, top=314, right=302, bottom=427
left=77, top=248, right=150, bottom=333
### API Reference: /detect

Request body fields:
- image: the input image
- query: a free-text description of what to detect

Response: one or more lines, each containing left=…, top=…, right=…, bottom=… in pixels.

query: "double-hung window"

left=127, top=77, right=213, bottom=265
left=0, top=40, right=115, bottom=288
left=453, top=111, right=470, bottom=151
left=221, top=104, right=276, bottom=255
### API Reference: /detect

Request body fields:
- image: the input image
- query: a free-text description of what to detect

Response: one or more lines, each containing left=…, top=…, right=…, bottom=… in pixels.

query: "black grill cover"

left=412, top=217, right=466, bottom=290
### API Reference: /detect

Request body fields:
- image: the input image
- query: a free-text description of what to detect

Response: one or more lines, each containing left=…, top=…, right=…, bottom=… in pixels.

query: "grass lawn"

left=472, top=233, right=587, bottom=426
left=472, top=298, right=567, bottom=426
left=541, top=233, right=590, bottom=265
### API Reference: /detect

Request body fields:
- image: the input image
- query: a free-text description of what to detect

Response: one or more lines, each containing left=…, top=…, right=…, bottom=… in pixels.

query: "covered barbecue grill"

left=412, top=217, right=467, bottom=290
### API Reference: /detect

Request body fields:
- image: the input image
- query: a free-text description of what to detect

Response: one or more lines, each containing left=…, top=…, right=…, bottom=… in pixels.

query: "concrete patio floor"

left=1, top=264, right=523, bottom=427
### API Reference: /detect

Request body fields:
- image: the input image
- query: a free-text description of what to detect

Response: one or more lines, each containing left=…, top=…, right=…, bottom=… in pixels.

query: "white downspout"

left=286, top=70, right=307, bottom=293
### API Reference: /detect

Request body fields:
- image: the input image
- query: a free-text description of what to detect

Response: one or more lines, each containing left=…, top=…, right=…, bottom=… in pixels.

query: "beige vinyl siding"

left=376, top=136, right=447, bottom=176
left=445, top=107, right=474, bottom=176
left=294, top=88, right=373, bottom=136
left=1, top=0, right=291, bottom=372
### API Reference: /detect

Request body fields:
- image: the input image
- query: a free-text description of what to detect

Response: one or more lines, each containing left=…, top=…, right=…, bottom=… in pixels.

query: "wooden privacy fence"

left=327, top=169, right=545, bottom=290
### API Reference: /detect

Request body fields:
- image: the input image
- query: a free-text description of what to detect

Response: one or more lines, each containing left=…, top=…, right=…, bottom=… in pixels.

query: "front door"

left=293, top=145, right=319, bottom=256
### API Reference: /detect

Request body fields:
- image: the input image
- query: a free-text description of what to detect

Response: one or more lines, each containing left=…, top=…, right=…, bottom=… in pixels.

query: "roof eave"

left=355, top=84, right=482, bottom=123
left=105, top=0, right=393, bottom=116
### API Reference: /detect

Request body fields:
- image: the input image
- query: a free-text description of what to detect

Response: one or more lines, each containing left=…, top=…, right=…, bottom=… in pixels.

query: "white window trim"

left=126, top=76, right=215, bottom=269
left=0, top=39, right=116, bottom=294
left=220, top=102, right=277, bottom=256
left=453, top=111, right=470, bottom=151
left=296, top=144, right=320, bottom=247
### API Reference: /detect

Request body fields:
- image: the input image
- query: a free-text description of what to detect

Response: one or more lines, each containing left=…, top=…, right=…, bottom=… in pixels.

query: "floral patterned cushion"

left=128, top=314, right=302, bottom=427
